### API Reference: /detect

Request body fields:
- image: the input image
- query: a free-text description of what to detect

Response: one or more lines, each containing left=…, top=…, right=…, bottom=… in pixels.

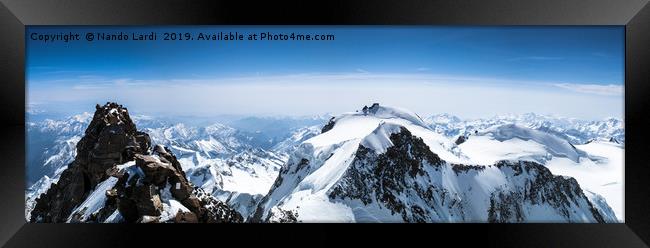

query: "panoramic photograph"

left=26, top=26, right=624, bottom=223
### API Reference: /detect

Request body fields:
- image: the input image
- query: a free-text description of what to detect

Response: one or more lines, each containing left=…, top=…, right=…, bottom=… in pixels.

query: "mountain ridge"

left=26, top=103, right=623, bottom=222
left=251, top=104, right=617, bottom=223
left=29, top=102, right=243, bottom=223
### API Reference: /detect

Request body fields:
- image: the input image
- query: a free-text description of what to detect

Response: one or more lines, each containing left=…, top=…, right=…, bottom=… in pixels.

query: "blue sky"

left=27, top=26, right=624, bottom=119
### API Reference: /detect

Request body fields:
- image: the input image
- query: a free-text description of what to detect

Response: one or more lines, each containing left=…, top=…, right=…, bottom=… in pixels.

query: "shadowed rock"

left=30, top=102, right=150, bottom=223
left=30, top=102, right=243, bottom=223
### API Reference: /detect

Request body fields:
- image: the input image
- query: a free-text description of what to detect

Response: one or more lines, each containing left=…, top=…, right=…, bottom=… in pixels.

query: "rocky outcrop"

left=326, top=127, right=606, bottom=223
left=488, top=160, right=605, bottom=223
left=101, top=145, right=243, bottom=223
left=30, top=103, right=149, bottom=222
left=321, top=117, right=336, bottom=133
left=609, top=137, right=622, bottom=144
left=328, top=127, right=448, bottom=221
left=454, top=135, right=467, bottom=145
left=30, top=102, right=243, bottom=223
left=267, top=208, right=299, bottom=223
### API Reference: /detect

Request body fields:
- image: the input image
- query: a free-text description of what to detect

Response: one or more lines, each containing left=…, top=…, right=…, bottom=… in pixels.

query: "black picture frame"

left=1, top=0, right=648, bottom=247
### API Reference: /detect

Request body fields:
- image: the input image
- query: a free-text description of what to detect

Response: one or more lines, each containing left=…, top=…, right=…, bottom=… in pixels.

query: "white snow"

left=460, top=135, right=550, bottom=164
left=485, top=124, right=585, bottom=162
left=67, top=176, right=119, bottom=222
left=459, top=126, right=624, bottom=222
left=546, top=141, right=624, bottom=221
left=460, top=124, right=585, bottom=164
left=159, top=199, right=192, bottom=222
left=306, top=105, right=463, bottom=162
left=272, top=125, right=321, bottom=153
left=25, top=175, right=57, bottom=221
left=256, top=105, right=622, bottom=223
left=424, top=112, right=624, bottom=145
left=272, top=190, right=356, bottom=222
left=28, top=107, right=624, bottom=223
left=104, top=210, right=123, bottom=223
left=258, top=105, right=469, bottom=221
left=298, top=140, right=359, bottom=193
left=360, top=123, right=398, bottom=154
left=221, top=165, right=278, bottom=195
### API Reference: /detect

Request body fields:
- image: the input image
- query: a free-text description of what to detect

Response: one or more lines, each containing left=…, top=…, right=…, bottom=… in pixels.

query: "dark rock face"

left=454, top=135, right=467, bottom=145
left=30, top=102, right=243, bottom=223
left=175, top=211, right=199, bottom=223
left=329, top=127, right=450, bottom=221
left=488, top=161, right=605, bottom=223
left=267, top=208, right=299, bottom=223
left=132, top=184, right=164, bottom=216
left=249, top=156, right=308, bottom=222
left=368, top=103, right=380, bottom=114
left=193, top=187, right=244, bottom=223
left=321, top=117, right=336, bottom=133
left=108, top=147, right=243, bottom=223
left=327, top=127, right=605, bottom=223
left=30, top=103, right=149, bottom=223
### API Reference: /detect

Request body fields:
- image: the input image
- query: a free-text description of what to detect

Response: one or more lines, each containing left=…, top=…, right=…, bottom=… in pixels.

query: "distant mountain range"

left=26, top=103, right=624, bottom=223
left=26, top=109, right=324, bottom=221
left=424, top=112, right=624, bottom=145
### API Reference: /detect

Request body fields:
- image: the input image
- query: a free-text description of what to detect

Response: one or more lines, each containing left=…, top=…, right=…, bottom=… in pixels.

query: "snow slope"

left=67, top=176, right=119, bottom=223
left=307, top=105, right=463, bottom=162
left=425, top=113, right=624, bottom=145
left=26, top=108, right=623, bottom=223
left=26, top=113, right=317, bottom=220
left=460, top=124, right=587, bottom=164
left=252, top=104, right=614, bottom=223
left=546, top=141, right=624, bottom=221
left=458, top=125, right=624, bottom=222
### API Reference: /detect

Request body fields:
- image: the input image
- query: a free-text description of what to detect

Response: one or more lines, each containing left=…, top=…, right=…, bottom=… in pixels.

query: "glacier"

left=26, top=105, right=624, bottom=222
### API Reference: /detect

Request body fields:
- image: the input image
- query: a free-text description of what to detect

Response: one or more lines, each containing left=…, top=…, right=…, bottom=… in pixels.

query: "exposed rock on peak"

left=107, top=146, right=243, bottom=223
left=253, top=120, right=611, bottom=223
left=321, top=117, right=336, bottom=133
left=31, top=102, right=151, bottom=222
left=454, top=135, right=467, bottom=145
left=30, top=102, right=243, bottom=223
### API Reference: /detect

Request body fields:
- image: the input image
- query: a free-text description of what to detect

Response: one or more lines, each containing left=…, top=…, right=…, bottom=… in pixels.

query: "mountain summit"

left=251, top=103, right=615, bottom=223
left=30, top=102, right=242, bottom=223
left=26, top=103, right=621, bottom=223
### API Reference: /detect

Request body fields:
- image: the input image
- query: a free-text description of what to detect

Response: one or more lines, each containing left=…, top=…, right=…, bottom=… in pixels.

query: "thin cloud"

left=41, top=70, right=97, bottom=75
left=71, top=77, right=155, bottom=90
left=355, top=68, right=369, bottom=74
left=113, top=78, right=132, bottom=86
left=554, top=83, right=623, bottom=96
left=28, top=72, right=623, bottom=119
left=72, top=83, right=114, bottom=90
left=416, top=67, right=431, bottom=71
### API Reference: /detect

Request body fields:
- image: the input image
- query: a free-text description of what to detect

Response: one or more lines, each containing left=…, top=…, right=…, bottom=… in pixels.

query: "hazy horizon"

left=27, top=26, right=624, bottom=120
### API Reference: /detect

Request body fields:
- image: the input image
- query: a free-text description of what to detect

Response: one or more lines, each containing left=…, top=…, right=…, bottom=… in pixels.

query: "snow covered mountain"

left=26, top=103, right=623, bottom=223
left=272, top=125, right=322, bottom=154
left=455, top=124, right=623, bottom=221
left=422, top=113, right=624, bottom=221
left=251, top=104, right=618, bottom=223
left=144, top=123, right=250, bottom=159
left=460, top=124, right=589, bottom=164
left=139, top=123, right=322, bottom=217
left=26, top=111, right=325, bottom=221
left=424, top=113, right=624, bottom=145
left=26, top=113, right=92, bottom=185
left=29, top=103, right=244, bottom=223
left=25, top=113, right=90, bottom=220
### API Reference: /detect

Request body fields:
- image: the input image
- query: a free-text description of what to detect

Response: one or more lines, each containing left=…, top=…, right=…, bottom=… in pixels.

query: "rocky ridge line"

left=30, top=102, right=243, bottom=223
